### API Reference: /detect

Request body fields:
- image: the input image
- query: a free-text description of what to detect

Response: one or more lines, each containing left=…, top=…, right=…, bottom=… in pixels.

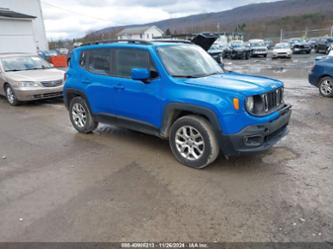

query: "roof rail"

left=80, top=39, right=153, bottom=47
left=152, top=39, right=192, bottom=44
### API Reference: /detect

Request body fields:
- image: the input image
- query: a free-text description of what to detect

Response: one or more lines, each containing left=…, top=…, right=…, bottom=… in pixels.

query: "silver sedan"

left=0, top=53, right=65, bottom=106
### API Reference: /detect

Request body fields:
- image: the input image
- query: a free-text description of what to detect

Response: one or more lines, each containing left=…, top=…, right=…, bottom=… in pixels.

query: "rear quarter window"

left=80, top=48, right=111, bottom=75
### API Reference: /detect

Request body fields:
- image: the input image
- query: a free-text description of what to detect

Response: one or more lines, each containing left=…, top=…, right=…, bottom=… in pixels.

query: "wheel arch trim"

left=160, top=103, right=222, bottom=138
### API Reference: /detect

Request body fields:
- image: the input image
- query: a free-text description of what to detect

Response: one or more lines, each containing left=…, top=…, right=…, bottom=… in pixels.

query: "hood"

left=273, top=48, right=291, bottom=53
left=251, top=46, right=267, bottom=50
left=293, top=42, right=310, bottom=47
left=178, top=72, right=283, bottom=96
left=5, top=68, right=65, bottom=82
left=191, top=33, right=219, bottom=51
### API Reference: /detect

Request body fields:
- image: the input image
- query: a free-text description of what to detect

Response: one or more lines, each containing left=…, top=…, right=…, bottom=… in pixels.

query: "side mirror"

left=131, top=68, right=151, bottom=82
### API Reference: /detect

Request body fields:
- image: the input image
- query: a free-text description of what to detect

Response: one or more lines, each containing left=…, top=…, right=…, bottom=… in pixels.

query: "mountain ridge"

left=88, top=0, right=333, bottom=40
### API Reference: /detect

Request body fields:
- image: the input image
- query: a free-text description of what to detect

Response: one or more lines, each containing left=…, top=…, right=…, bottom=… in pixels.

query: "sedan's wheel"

left=5, top=85, right=19, bottom=106
left=169, top=115, right=219, bottom=169
left=319, top=77, right=333, bottom=97
left=69, top=97, right=98, bottom=133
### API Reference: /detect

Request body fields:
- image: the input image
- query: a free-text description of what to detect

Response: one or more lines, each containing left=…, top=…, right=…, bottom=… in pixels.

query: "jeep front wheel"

left=69, top=97, right=98, bottom=133
left=169, top=115, right=219, bottom=169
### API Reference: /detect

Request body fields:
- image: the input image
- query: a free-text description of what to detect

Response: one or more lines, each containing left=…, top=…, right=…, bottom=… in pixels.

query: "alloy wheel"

left=175, top=125, right=205, bottom=161
left=320, top=79, right=333, bottom=96
left=6, top=86, right=15, bottom=104
left=72, top=103, right=87, bottom=128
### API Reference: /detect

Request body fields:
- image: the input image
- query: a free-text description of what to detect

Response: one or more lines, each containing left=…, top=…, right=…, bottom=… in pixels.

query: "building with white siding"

left=117, top=26, right=164, bottom=40
left=0, top=0, right=48, bottom=53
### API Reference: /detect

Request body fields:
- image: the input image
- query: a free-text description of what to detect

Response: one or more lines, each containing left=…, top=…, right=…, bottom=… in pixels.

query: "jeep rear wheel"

left=169, top=115, right=219, bottom=169
left=69, top=97, right=98, bottom=133
left=319, top=77, right=333, bottom=97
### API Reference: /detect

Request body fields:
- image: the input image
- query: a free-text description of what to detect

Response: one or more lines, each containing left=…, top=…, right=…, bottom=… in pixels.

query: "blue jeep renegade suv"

left=64, top=40, right=291, bottom=169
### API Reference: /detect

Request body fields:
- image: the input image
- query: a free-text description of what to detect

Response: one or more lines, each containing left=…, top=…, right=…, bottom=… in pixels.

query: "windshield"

left=251, top=42, right=265, bottom=47
left=157, top=45, right=223, bottom=78
left=230, top=42, right=243, bottom=48
left=275, top=43, right=290, bottom=49
left=1, top=56, right=53, bottom=72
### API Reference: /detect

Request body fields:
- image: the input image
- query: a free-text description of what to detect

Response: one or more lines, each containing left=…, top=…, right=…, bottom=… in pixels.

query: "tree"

left=165, top=28, right=171, bottom=36
left=235, top=23, right=246, bottom=32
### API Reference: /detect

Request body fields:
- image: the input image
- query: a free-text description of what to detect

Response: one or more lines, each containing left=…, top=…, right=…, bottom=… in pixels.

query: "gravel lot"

left=0, top=53, right=332, bottom=242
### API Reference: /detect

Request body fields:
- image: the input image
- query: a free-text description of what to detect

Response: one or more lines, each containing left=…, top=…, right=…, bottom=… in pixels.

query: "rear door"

left=79, top=48, right=117, bottom=114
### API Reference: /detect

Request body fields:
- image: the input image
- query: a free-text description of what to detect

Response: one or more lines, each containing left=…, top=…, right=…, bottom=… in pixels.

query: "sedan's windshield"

left=251, top=42, right=265, bottom=47
left=157, top=45, right=223, bottom=78
left=1, top=56, right=53, bottom=72
left=275, top=43, right=290, bottom=49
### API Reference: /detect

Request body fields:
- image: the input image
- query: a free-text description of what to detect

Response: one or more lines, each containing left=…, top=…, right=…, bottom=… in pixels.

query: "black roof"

left=0, top=8, right=36, bottom=19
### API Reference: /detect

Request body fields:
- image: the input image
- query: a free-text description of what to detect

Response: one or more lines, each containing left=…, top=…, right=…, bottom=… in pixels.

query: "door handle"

left=82, top=79, right=91, bottom=84
left=113, top=84, right=125, bottom=90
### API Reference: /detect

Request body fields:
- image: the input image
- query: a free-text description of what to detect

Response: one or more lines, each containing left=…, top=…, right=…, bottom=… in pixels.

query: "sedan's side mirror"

left=131, top=68, right=151, bottom=82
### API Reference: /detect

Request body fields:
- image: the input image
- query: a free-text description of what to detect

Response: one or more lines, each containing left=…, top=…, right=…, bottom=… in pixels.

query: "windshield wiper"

left=25, top=68, right=44, bottom=71
left=5, top=69, right=21, bottom=72
left=173, top=75, right=200, bottom=78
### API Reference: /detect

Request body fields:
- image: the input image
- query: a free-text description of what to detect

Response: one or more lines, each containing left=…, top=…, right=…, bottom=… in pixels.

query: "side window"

left=80, top=48, right=111, bottom=76
left=113, top=48, right=158, bottom=78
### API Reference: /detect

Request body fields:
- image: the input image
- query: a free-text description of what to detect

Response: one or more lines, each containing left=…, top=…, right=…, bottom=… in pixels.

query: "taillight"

left=64, top=73, right=67, bottom=81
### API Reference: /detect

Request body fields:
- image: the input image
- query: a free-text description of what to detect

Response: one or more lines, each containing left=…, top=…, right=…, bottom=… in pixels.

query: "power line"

left=41, top=1, right=108, bottom=22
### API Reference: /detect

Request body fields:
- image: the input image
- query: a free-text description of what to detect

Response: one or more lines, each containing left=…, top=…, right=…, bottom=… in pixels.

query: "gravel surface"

left=0, top=53, right=332, bottom=242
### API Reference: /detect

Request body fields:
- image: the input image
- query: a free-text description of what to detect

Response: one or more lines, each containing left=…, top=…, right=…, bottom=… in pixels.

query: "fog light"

left=244, top=135, right=263, bottom=147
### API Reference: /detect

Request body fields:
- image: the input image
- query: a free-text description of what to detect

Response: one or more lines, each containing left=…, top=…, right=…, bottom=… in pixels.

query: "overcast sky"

left=41, top=0, right=278, bottom=40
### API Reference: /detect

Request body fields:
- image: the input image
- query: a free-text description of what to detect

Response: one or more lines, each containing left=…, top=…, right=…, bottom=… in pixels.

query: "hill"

left=85, top=0, right=333, bottom=41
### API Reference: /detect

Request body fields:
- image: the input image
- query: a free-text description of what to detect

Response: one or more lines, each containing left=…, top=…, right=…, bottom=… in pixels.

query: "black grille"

left=41, top=80, right=63, bottom=87
left=33, top=92, right=63, bottom=99
left=263, top=88, right=283, bottom=112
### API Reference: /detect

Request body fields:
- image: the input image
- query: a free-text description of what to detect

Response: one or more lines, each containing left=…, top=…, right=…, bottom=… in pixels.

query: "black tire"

left=69, top=96, right=98, bottom=133
left=4, top=84, right=20, bottom=106
left=318, top=76, right=333, bottom=98
left=169, top=115, right=219, bottom=169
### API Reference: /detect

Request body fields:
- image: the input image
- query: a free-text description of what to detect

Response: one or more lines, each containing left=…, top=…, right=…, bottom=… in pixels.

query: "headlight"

left=246, top=96, right=254, bottom=112
left=19, top=81, right=40, bottom=87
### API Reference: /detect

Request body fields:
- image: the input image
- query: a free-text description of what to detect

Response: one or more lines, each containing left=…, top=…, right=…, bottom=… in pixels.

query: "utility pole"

left=280, top=29, right=283, bottom=42
left=331, top=25, right=333, bottom=36
left=305, top=27, right=308, bottom=39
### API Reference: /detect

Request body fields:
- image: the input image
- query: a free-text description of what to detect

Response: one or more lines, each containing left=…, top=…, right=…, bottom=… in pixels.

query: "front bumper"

left=308, top=72, right=319, bottom=87
left=252, top=50, right=267, bottom=55
left=220, top=104, right=292, bottom=156
left=273, top=53, right=291, bottom=58
left=13, top=85, right=64, bottom=101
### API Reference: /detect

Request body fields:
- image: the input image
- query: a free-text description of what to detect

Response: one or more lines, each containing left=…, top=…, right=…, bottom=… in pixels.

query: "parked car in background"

left=264, top=39, right=273, bottom=49
left=307, top=38, right=320, bottom=50
left=290, top=39, right=311, bottom=54
left=249, top=39, right=268, bottom=58
left=208, top=44, right=224, bottom=64
left=224, top=41, right=251, bottom=60
left=38, top=49, right=59, bottom=62
left=0, top=53, right=65, bottom=105
left=309, top=56, right=333, bottom=97
left=316, top=37, right=333, bottom=54
left=272, top=43, right=292, bottom=59
left=56, top=48, right=69, bottom=55
left=64, top=40, right=291, bottom=168
left=192, top=33, right=224, bottom=65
